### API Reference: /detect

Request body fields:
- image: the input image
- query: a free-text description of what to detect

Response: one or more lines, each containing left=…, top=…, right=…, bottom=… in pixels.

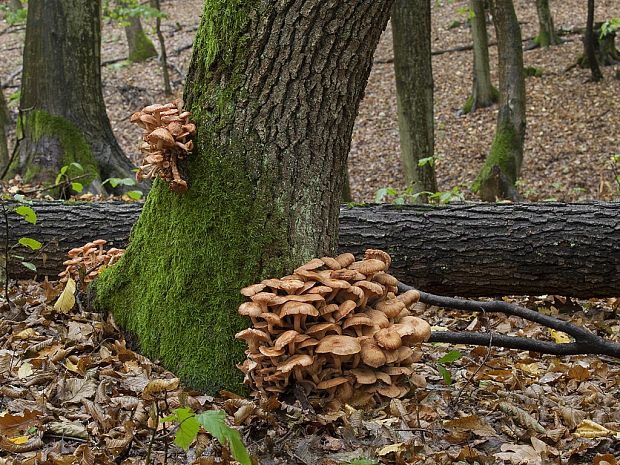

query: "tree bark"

left=464, top=0, right=498, bottom=113
left=4, top=201, right=620, bottom=299
left=8, top=0, right=22, bottom=12
left=472, top=0, right=526, bottom=201
left=124, top=15, right=158, bottom=62
left=391, top=0, right=438, bottom=196
left=91, top=0, right=394, bottom=393
left=0, top=90, right=8, bottom=172
left=584, top=0, right=603, bottom=81
left=5, top=0, right=135, bottom=193
left=534, top=0, right=561, bottom=47
left=150, top=0, right=171, bottom=95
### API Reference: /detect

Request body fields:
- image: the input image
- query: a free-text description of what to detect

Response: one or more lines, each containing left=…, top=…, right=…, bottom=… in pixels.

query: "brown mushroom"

left=374, top=328, right=402, bottom=350
left=279, top=301, right=319, bottom=332
left=315, top=335, right=361, bottom=371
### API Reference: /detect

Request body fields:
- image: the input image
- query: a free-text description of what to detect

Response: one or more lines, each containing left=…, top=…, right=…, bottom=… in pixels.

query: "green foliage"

left=418, top=156, right=436, bottom=168
left=14, top=205, right=37, bottom=224
left=600, top=18, right=620, bottom=39
left=18, top=237, right=42, bottom=250
left=344, top=458, right=379, bottom=465
left=375, top=185, right=465, bottom=205
left=524, top=66, right=543, bottom=78
left=102, top=177, right=143, bottom=199
left=0, top=4, right=27, bottom=26
left=102, top=0, right=166, bottom=26
left=8, top=90, right=20, bottom=107
left=162, top=408, right=251, bottom=465
left=611, top=153, right=620, bottom=193
left=437, top=350, right=462, bottom=385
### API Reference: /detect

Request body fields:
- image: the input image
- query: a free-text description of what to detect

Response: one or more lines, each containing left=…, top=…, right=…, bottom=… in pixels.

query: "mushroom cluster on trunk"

left=59, top=240, right=124, bottom=285
left=130, top=100, right=196, bottom=193
left=236, top=249, right=431, bottom=410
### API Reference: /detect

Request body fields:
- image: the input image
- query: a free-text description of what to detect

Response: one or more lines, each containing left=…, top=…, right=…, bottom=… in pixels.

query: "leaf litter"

left=0, top=281, right=618, bottom=464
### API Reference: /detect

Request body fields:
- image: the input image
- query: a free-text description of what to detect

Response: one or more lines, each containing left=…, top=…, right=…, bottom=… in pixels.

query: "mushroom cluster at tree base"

left=236, top=249, right=431, bottom=410
left=130, top=100, right=196, bottom=193
left=59, top=240, right=124, bottom=285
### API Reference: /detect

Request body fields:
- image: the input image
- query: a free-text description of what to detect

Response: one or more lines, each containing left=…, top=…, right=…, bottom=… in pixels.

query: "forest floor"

left=2, top=0, right=620, bottom=202
left=1, top=1, right=620, bottom=464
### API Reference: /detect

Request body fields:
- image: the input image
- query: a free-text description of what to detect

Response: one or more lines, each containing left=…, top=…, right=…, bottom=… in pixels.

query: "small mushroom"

left=315, top=335, right=361, bottom=372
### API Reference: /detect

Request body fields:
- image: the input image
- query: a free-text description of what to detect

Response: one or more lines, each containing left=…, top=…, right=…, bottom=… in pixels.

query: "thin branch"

left=398, top=282, right=620, bottom=359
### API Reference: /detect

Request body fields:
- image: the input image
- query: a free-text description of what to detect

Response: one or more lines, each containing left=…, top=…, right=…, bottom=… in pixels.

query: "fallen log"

left=2, top=201, right=619, bottom=297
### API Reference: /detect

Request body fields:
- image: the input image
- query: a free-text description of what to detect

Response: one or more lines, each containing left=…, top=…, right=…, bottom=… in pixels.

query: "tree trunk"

left=8, top=0, right=22, bottom=12
left=124, top=15, right=158, bottom=62
left=150, top=0, right=172, bottom=95
left=5, top=0, right=135, bottom=193
left=534, top=0, right=561, bottom=47
left=472, top=0, right=525, bottom=201
left=464, top=0, right=498, bottom=113
left=91, top=1, right=394, bottom=393
left=579, top=23, right=620, bottom=67
left=0, top=90, right=8, bottom=172
left=4, top=201, right=620, bottom=299
left=391, top=0, right=438, bottom=196
left=584, top=0, right=603, bottom=81
left=342, top=168, right=353, bottom=202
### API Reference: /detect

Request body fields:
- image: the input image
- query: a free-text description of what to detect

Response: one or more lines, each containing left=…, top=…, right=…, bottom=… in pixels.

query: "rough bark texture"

left=5, top=0, right=135, bottom=193
left=0, top=90, right=8, bottom=171
left=391, top=0, right=437, bottom=195
left=464, top=0, right=498, bottom=113
left=534, top=0, right=561, bottom=47
left=124, top=15, right=158, bottom=62
left=92, top=0, right=394, bottom=393
left=584, top=0, right=603, bottom=81
left=472, top=0, right=526, bottom=201
left=4, top=201, right=620, bottom=299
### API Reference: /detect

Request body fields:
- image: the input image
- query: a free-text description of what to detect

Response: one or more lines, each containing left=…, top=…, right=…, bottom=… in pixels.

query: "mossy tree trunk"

left=123, top=7, right=158, bottom=62
left=5, top=0, right=135, bottom=193
left=463, top=0, right=498, bottom=114
left=93, top=0, right=394, bottom=393
left=534, top=0, right=561, bottom=47
left=391, top=0, right=437, bottom=197
left=0, top=90, right=8, bottom=172
left=579, top=22, right=620, bottom=67
left=472, top=0, right=525, bottom=201
left=584, top=0, right=603, bottom=81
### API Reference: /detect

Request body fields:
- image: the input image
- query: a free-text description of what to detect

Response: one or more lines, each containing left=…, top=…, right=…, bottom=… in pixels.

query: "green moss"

left=7, top=110, right=99, bottom=185
left=524, top=66, right=543, bottom=78
left=127, top=31, right=157, bottom=62
left=462, top=95, right=474, bottom=114
left=471, top=123, right=519, bottom=193
left=462, top=87, right=498, bottom=114
left=93, top=1, right=298, bottom=393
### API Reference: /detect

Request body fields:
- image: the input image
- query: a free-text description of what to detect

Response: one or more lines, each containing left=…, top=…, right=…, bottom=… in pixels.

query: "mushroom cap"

left=342, top=315, right=375, bottom=332
left=146, top=128, right=176, bottom=147
left=330, top=269, right=361, bottom=281
left=374, top=328, right=402, bottom=350
left=235, top=328, right=271, bottom=344
left=383, top=348, right=400, bottom=364
left=395, top=346, right=414, bottom=363
left=92, top=239, right=107, bottom=246
left=364, top=249, right=392, bottom=267
left=279, top=301, right=319, bottom=318
left=274, top=330, right=299, bottom=350
left=349, top=259, right=387, bottom=275
left=397, top=289, right=421, bottom=307
left=317, top=377, right=350, bottom=390
left=377, top=384, right=402, bottom=398
left=306, top=323, right=342, bottom=337
left=383, top=366, right=412, bottom=376
left=393, top=316, right=431, bottom=343
left=364, top=309, right=390, bottom=329
left=277, top=354, right=314, bottom=373
left=257, top=312, right=283, bottom=327
left=240, top=283, right=265, bottom=297
left=334, top=253, right=355, bottom=268
left=297, top=337, right=319, bottom=350
left=262, top=278, right=305, bottom=293
left=316, top=335, right=361, bottom=356
left=356, top=280, right=385, bottom=297
left=360, top=339, right=387, bottom=368
left=259, top=346, right=285, bottom=357
left=307, top=285, right=333, bottom=296
left=320, top=256, right=342, bottom=270
left=238, top=301, right=263, bottom=318
left=375, top=371, right=391, bottom=384
left=334, top=300, right=357, bottom=321
left=294, top=258, right=324, bottom=273
left=251, top=292, right=287, bottom=306
left=376, top=299, right=406, bottom=319
left=349, top=368, right=377, bottom=385
left=142, top=103, right=167, bottom=114
left=372, top=272, right=398, bottom=287
left=318, top=278, right=351, bottom=290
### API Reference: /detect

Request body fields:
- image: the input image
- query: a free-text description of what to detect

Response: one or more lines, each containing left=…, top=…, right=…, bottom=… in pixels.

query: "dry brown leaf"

left=46, top=420, right=88, bottom=439
left=0, top=410, right=41, bottom=437
left=142, top=378, right=180, bottom=400
left=444, top=415, right=497, bottom=437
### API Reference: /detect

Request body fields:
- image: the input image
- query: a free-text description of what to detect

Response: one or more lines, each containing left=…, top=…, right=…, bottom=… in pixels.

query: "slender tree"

left=391, top=0, right=437, bottom=196
left=533, top=0, right=561, bottom=47
left=583, top=0, right=603, bottom=80
left=0, top=90, right=8, bottom=172
left=150, top=0, right=171, bottom=95
left=463, top=0, right=498, bottom=114
left=93, top=1, right=394, bottom=392
left=5, top=0, right=135, bottom=192
left=472, top=0, right=526, bottom=200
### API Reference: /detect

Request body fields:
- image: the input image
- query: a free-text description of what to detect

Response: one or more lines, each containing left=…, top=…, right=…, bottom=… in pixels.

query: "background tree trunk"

left=5, top=0, right=135, bottom=193
left=4, top=201, right=620, bottom=299
left=0, top=90, right=8, bottom=172
left=464, top=0, right=498, bottom=113
left=8, top=0, right=22, bottom=11
left=472, top=0, right=526, bottom=201
left=534, top=0, right=561, bottom=47
left=584, top=0, right=603, bottom=81
left=124, top=15, right=158, bottom=62
left=92, top=0, right=394, bottom=393
left=579, top=22, right=620, bottom=67
left=391, top=0, right=437, bottom=196
left=150, top=0, right=172, bottom=95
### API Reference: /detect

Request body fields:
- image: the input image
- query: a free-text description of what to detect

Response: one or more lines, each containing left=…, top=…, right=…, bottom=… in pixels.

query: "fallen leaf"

left=54, top=278, right=76, bottom=313
left=494, top=444, right=542, bottom=465
left=17, top=362, right=33, bottom=379
left=443, top=415, right=496, bottom=437
left=376, top=443, right=405, bottom=456
left=548, top=329, right=572, bottom=343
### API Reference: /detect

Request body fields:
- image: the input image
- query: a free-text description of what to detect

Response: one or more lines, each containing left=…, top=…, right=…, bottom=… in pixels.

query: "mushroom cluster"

left=130, top=100, right=196, bottom=193
left=59, top=240, right=124, bottom=285
left=236, top=249, right=431, bottom=409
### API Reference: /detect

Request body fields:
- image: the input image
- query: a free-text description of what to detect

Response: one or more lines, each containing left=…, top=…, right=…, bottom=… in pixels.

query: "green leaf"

left=418, top=156, right=435, bottom=167
left=18, top=237, right=42, bottom=250
left=70, top=162, right=84, bottom=172
left=172, top=408, right=200, bottom=451
left=437, top=350, right=462, bottom=364
left=374, top=188, right=388, bottom=203
left=127, top=190, right=143, bottom=200
left=197, top=410, right=251, bottom=465
left=71, top=182, right=84, bottom=193
left=15, top=206, right=37, bottom=224
left=21, top=262, right=37, bottom=272
left=13, top=194, right=31, bottom=204
left=437, top=365, right=452, bottom=385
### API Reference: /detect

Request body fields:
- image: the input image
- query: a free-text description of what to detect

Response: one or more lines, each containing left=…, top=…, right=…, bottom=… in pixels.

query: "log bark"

left=3, top=201, right=620, bottom=298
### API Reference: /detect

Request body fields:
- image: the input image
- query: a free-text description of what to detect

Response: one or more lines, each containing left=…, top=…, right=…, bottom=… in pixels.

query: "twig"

left=1, top=201, right=10, bottom=303
left=398, top=282, right=620, bottom=358
left=454, top=325, right=493, bottom=406
left=20, top=173, right=90, bottom=195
